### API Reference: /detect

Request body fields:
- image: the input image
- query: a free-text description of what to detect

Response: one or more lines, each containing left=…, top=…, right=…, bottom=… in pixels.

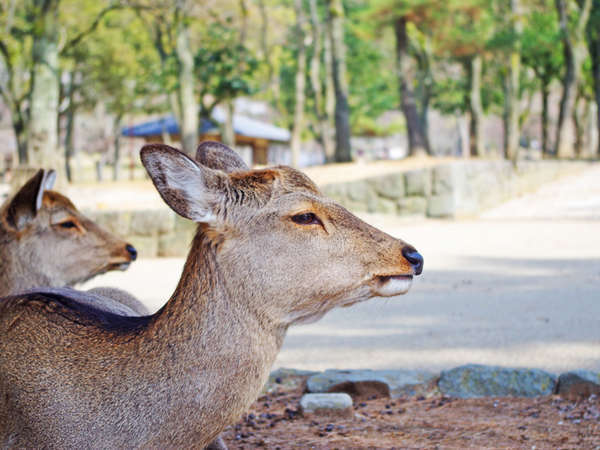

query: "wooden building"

left=122, top=111, right=290, bottom=166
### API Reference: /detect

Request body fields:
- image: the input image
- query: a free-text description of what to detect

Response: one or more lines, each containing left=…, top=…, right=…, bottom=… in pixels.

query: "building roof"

left=122, top=110, right=290, bottom=143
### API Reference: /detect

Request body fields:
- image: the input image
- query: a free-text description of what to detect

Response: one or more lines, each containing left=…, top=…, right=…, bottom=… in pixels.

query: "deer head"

left=0, top=169, right=137, bottom=294
left=143, top=142, right=423, bottom=327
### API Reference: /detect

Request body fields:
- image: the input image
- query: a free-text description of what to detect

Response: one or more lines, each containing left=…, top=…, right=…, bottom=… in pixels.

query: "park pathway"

left=83, top=164, right=600, bottom=373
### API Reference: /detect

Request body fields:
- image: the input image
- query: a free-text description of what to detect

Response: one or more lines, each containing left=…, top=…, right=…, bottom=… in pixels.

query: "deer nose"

left=402, top=246, right=423, bottom=275
left=126, top=244, right=137, bottom=261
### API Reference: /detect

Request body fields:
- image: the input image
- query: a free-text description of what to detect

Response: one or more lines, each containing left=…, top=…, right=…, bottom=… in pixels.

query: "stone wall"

left=84, top=209, right=197, bottom=258
left=84, top=159, right=588, bottom=258
left=322, top=159, right=588, bottom=218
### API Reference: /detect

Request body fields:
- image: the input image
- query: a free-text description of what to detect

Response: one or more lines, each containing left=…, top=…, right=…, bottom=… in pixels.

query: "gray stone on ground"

left=438, top=364, right=557, bottom=398
left=299, top=393, right=353, bottom=418
left=556, top=370, right=600, bottom=399
left=264, top=368, right=319, bottom=393
left=307, top=369, right=436, bottom=399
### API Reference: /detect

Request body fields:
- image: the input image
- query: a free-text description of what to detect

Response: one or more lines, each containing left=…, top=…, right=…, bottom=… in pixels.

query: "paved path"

left=82, top=165, right=600, bottom=373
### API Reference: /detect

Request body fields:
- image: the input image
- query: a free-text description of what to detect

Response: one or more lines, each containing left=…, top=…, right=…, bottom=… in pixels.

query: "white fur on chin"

left=374, top=276, right=413, bottom=297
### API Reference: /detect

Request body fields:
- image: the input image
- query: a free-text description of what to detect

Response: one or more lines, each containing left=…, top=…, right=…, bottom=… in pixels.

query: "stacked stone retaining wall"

left=84, top=159, right=589, bottom=258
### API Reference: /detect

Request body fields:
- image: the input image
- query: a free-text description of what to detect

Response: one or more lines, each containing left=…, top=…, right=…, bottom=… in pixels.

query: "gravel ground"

left=82, top=164, right=600, bottom=374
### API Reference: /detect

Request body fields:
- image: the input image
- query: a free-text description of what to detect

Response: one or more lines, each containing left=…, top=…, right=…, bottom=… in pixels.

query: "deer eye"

left=58, top=220, right=77, bottom=229
left=291, top=212, right=322, bottom=226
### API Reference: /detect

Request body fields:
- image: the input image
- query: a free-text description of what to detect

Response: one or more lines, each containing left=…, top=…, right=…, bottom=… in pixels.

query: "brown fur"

left=0, top=170, right=138, bottom=299
left=0, top=143, right=423, bottom=448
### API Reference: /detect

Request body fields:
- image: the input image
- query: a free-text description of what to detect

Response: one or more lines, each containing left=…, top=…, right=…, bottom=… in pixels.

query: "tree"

left=369, top=0, right=434, bottom=156
left=307, top=0, right=335, bottom=162
left=290, top=0, right=307, bottom=167
left=586, top=0, right=600, bottom=156
left=504, top=0, right=523, bottom=162
left=0, top=0, right=127, bottom=168
left=554, top=0, right=592, bottom=158
left=327, top=0, right=352, bottom=162
left=521, top=3, right=563, bottom=155
left=142, top=1, right=198, bottom=155
left=0, top=5, right=32, bottom=163
left=435, top=0, right=495, bottom=157
left=394, top=15, right=430, bottom=156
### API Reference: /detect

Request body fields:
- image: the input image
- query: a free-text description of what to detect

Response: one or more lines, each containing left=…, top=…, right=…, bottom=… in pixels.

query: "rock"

left=427, top=194, right=456, bottom=218
left=307, top=369, right=437, bottom=399
left=431, top=165, right=457, bottom=195
left=404, top=169, right=431, bottom=197
left=84, top=210, right=131, bottom=237
left=438, top=364, right=557, bottom=398
left=322, top=183, right=348, bottom=204
left=131, top=210, right=175, bottom=236
left=299, top=393, right=353, bottom=418
left=373, top=197, right=397, bottom=214
left=368, top=174, right=405, bottom=199
left=264, top=368, right=319, bottom=393
left=345, top=181, right=373, bottom=203
left=556, top=370, right=600, bottom=399
left=397, top=196, right=427, bottom=216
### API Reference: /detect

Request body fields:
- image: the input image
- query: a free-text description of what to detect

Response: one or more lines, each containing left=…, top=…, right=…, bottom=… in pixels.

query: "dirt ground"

left=221, top=384, right=600, bottom=449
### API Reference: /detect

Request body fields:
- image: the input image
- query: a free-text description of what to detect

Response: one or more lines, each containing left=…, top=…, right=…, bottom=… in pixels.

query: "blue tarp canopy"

left=122, top=110, right=290, bottom=143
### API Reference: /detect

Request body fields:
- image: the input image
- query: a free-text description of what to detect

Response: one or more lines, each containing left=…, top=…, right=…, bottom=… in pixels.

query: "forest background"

left=0, top=0, right=598, bottom=181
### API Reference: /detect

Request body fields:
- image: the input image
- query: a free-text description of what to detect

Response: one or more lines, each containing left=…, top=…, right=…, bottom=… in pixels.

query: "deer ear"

left=195, top=141, right=249, bottom=173
left=43, top=169, right=57, bottom=191
left=3, top=169, right=48, bottom=230
left=141, top=144, right=225, bottom=223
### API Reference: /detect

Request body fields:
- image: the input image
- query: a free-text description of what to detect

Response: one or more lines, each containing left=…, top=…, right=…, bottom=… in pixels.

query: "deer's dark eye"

left=59, top=221, right=77, bottom=229
left=291, top=212, right=322, bottom=226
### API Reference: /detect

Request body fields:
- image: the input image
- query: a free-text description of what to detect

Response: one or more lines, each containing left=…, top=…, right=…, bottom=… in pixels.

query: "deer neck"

left=0, top=236, right=53, bottom=296
left=146, top=229, right=286, bottom=430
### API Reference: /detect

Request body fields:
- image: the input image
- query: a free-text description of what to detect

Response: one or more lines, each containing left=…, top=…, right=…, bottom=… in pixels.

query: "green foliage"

left=194, top=21, right=259, bottom=115
left=520, top=4, right=563, bottom=85
left=346, top=5, right=398, bottom=129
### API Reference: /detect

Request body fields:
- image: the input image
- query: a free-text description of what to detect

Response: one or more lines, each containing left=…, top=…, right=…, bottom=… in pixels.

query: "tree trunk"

left=394, top=17, right=429, bottom=157
left=64, top=73, right=76, bottom=183
left=174, top=9, right=198, bottom=156
left=328, top=0, right=352, bottom=162
left=112, top=114, right=123, bottom=181
left=573, top=95, right=586, bottom=157
left=28, top=0, right=60, bottom=169
left=13, top=114, right=28, bottom=165
left=588, top=4, right=600, bottom=156
left=323, top=13, right=336, bottom=162
left=541, top=82, right=551, bottom=156
left=291, top=0, right=307, bottom=168
left=504, top=0, right=522, bottom=162
left=257, top=0, right=281, bottom=109
left=222, top=99, right=236, bottom=147
left=308, top=0, right=334, bottom=164
left=468, top=54, right=485, bottom=157
left=414, top=36, right=433, bottom=141
left=554, top=0, right=592, bottom=158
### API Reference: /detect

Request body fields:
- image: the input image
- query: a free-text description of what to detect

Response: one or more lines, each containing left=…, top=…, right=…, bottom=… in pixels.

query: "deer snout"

left=126, top=244, right=138, bottom=261
left=402, top=245, right=423, bottom=275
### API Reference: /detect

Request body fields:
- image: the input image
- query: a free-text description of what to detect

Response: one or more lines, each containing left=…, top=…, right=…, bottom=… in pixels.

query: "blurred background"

left=0, top=0, right=598, bottom=182
left=1, top=0, right=599, bottom=372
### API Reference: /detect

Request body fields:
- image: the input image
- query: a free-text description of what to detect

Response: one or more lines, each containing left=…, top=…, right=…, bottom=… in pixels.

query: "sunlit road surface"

left=82, top=164, right=600, bottom=373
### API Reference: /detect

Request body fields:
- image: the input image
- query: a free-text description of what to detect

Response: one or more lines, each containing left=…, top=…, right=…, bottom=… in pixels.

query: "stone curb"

left=266, top=364, right=600, bottom=400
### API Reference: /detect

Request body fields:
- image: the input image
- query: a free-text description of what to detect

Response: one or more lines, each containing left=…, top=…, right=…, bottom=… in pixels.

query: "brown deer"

left=0, top=169, right=144, bottom=313
left=0, top=143, right=423, bottom=448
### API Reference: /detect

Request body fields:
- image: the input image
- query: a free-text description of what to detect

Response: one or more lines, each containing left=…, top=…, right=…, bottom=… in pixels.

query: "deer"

left=0, top=142, right=423, bottom=448
left=0, top=169, right=146, bottom=314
